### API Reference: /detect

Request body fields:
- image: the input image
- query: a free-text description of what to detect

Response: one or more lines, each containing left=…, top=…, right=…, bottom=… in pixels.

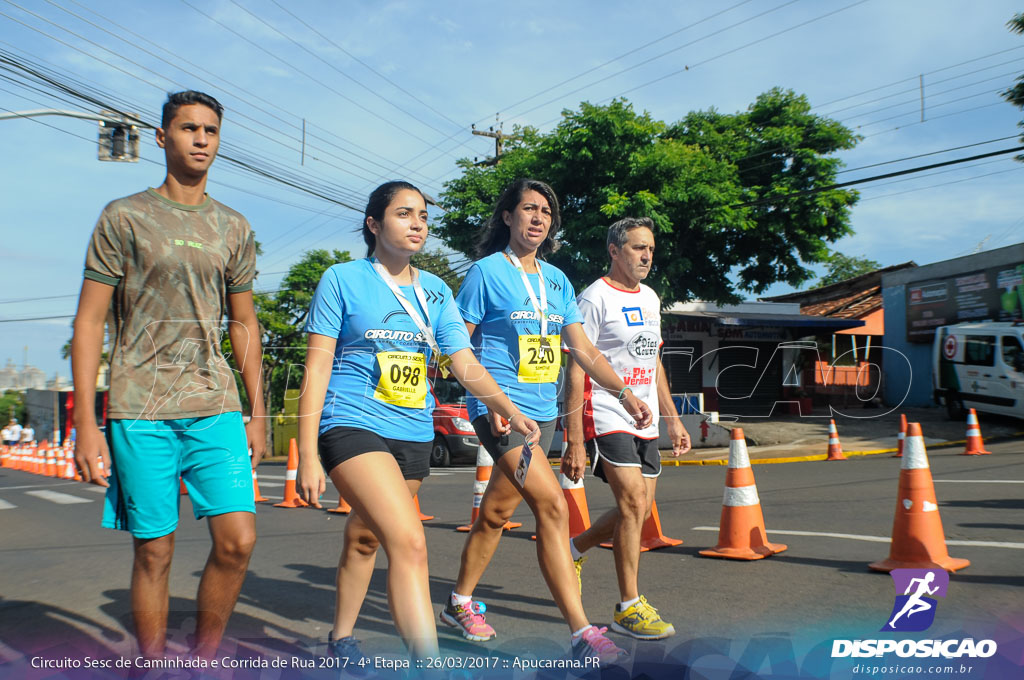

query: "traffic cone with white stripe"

left=869, top=422, right=969, bottom=573
left=700, top=428, right=787, bottom=560
left=893, top=414, right=907, bottom=458
left=559, top=472, right=592, bottom=538
left=961, top=409, right=991, bottom=456
left=252, top=469, right=270, bottom=503
left=44, top=441, right=57, bottom=477
left=457, top=444, right=521, bottom=532
left=275, top=438, right=309, bottom=508
left=826, top=420, right=846, bottom=461
left=64, top=446, right=77, bottom=480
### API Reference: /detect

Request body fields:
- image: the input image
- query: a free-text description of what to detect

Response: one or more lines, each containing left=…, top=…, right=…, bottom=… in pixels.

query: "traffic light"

left=98, top=111, right=139, bottom=162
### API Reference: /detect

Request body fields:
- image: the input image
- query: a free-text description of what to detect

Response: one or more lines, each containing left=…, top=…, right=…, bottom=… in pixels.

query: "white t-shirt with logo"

left=576, top=277, right=662, bottom=440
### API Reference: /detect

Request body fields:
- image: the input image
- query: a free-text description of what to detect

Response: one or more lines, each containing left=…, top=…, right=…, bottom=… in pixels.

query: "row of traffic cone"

left=827, top=408, right=992, bottom=461
left=1, top=439, right=83, bottom=481
left=275, top=438, right=433, bottom=520
left=705, top=421, right=969, bottom=570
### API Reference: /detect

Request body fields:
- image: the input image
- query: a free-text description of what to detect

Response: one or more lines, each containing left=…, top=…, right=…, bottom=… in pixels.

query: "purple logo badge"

left=881, top=568, right=948, bottom=632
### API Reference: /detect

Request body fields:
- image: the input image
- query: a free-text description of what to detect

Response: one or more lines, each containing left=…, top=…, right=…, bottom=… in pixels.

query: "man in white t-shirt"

left=2, top=423, right=12, bottom=448
left=20, top=424, right=35, bottom=444
left=563, top=216, right=690, bottom=641
left=7, top=420, right=22, bottom=447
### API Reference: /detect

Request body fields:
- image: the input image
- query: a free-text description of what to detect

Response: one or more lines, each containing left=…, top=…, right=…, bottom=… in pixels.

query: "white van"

left=933, top=322, right=1024, bottom=420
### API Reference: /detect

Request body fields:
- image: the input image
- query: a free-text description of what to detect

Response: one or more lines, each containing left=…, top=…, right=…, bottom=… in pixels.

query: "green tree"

left=817, top=252, right=882, bottom=287
left=436, top=91, right=860, bottom=304
left=0, top=390, right=27, bottom=425
left=411, top=248, right=464, bottom=292
left=1003, top=13, right=1024, bottom=153
left=228, top=248, right=352, bottom=412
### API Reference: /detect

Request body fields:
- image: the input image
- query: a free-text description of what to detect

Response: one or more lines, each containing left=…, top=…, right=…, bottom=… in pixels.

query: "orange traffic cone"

left=893, top=414, right=907, bottom=458
left=64, top=447, right=76, bottom=480
left=252, top=469, right=269, bottom=503
left=600, top=499, right=682, bottom=552
left=539, top=471, right=593, bottom=541
left=639, top=500, right=682, bottom=550
left=275, top=438, right=309, bottom=508
left=0, top=445, right=8, bottom=469
left=44, top=442, right=57, bottom=478
left=700, top=428, right=787, bottom=560
left=30, top=442, right=40, bottom=475
left=869, top=423, right=969, bottom=572
left=457, top=444, right=521, bottom=532
left=71, top=443, right=83, bottom=481
left=327, top=493, right=352, bottom=514
left=179, top=477, right=188, bottom=495
left=961, top=409, right=991, bottom=456
left=414, top=495, right=434, bottom=521
left=826, top=419, right=846, bottom=461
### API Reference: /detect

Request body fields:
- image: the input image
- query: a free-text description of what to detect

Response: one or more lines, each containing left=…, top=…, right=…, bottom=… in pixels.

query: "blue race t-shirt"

left=457, top=251, right=583, bottom=422
left=306, top=258, right=472, bottom=441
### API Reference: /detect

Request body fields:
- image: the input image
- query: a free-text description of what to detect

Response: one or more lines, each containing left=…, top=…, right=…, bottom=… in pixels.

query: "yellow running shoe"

left=573, top=555, right=587, bottom=595
left=611, top=595, right=676, bottom=640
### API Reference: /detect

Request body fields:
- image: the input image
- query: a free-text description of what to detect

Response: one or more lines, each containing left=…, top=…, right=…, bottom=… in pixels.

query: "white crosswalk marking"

left=25, top=490, right=93, bottom=504
left=0, top=499, right=15, bottom=510
left=256, top=481, right=284, bottom=488
left=82, top=486, right=108, bottom=493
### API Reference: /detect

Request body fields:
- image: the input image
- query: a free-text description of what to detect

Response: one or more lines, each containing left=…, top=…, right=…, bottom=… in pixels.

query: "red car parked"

left=430, top=376, right=479, bottom=467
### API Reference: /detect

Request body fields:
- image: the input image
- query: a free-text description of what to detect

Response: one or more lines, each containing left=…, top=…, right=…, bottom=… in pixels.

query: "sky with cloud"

left=1, top=0, right=1022, bottom=379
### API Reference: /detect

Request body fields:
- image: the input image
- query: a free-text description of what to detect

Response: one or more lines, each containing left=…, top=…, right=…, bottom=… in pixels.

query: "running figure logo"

left=882, top=569, right=949, bottom=632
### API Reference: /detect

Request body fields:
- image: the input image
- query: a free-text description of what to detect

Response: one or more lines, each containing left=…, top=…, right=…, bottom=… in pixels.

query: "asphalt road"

left=1, top=440, right=1021, bottom=676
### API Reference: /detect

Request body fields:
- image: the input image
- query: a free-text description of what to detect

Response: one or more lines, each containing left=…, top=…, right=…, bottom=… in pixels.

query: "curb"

left=659, top=431, right=1024, bottom=466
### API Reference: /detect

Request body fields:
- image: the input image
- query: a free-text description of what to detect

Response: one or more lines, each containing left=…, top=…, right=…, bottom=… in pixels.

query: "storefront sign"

left=906, top=263, right=1024, bottom=342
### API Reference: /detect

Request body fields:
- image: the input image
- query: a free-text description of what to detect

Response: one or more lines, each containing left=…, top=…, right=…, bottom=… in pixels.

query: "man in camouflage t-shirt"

left=71, top=91, right=266, bottom=659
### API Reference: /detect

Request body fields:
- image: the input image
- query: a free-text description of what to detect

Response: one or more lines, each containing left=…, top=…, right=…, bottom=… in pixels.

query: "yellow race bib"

left=375, top=351, right=427, bottom=408
left=517, top=334, right=561, bottom=383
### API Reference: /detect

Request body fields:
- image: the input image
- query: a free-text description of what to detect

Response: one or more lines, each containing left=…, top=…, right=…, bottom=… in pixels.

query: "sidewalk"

left=661, top=405, right=1024, bottom=466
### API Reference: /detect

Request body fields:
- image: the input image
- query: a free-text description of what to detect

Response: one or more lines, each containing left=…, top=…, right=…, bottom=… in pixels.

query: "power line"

left=178, top=0, right=455, bottom=155
left=727, top=145, right=1024, bottom=210
left=813, top=44, right=1024, bottom=110
left=498, top=0, right=758, bottom=118
left=54, top=0, right=444, bottom=187
left=858, top=164, right=1024, bottom=203
left=0, top=46, right=367, bottom=211
left=836, top=135, right=1019, bottom=174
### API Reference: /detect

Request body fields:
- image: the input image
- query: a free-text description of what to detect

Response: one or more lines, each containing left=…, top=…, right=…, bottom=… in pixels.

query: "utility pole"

left=471, top=115, right=521, bottom=166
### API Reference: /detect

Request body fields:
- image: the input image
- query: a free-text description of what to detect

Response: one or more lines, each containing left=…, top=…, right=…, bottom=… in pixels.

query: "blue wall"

left=881, top=285, right=933, bottom=407
left=882, top=243, right=1024, bottom=407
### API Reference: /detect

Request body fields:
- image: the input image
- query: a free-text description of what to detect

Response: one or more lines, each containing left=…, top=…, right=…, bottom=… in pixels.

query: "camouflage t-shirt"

left=84, top=188, right=256, bottom=420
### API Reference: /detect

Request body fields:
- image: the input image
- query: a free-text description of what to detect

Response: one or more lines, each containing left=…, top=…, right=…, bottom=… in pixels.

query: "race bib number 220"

left=517, top=334, right=561, bottom=384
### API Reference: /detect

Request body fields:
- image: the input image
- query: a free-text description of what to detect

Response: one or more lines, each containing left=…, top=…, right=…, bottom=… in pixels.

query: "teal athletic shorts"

left=102, top=412, right=255, bottom=539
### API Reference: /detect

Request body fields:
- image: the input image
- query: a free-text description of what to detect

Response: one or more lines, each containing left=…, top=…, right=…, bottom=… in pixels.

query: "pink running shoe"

left=571, top=625, right=626, bottom=666
left=440, top=599, right=496, bottom=642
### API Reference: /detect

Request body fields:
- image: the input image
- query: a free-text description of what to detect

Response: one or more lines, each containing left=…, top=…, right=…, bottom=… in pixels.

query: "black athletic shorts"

left=472, top=416, right=557, bottom=462
left=588, top=432, right=662, bottom=483
left=319, top=426, right=430, bottom=480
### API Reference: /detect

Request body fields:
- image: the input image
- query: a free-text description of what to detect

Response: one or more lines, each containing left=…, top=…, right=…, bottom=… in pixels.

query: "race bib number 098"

left=517, top=334, right=561, bottom=384
left=375, top=351, right=427, bottom=408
